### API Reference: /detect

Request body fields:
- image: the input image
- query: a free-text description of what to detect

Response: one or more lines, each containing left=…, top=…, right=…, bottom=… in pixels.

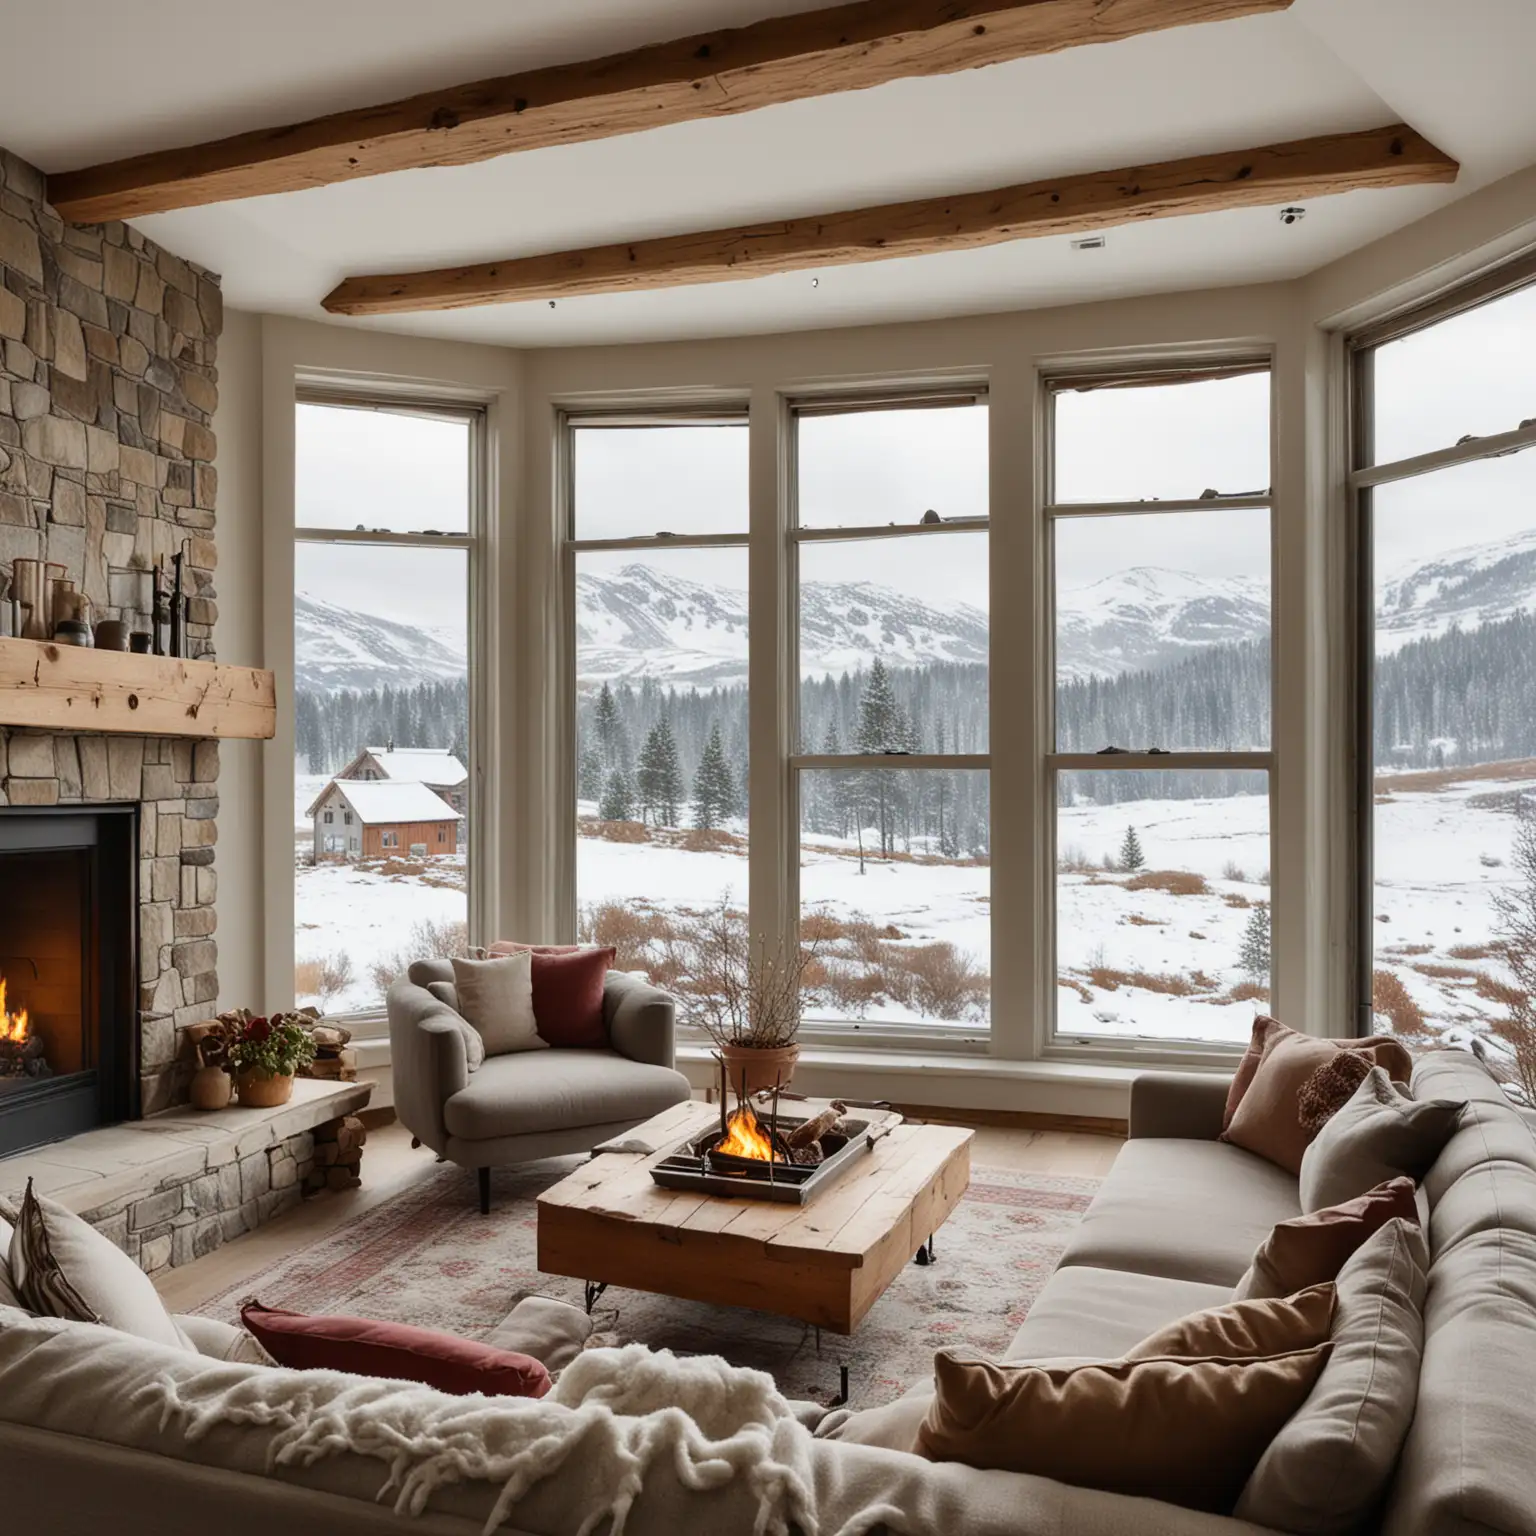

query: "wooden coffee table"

left=537, top=1099, right=972, bottom=1335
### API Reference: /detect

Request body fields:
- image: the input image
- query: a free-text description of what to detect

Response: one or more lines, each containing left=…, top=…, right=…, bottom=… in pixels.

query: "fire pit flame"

left=715, top=1101, right=775, bottom=1162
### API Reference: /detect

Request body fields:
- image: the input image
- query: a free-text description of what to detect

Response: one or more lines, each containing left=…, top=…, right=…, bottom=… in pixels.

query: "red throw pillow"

left=490, top=943, right=614, bottom=1048
left=240, top=1302, right=551, bottom=1399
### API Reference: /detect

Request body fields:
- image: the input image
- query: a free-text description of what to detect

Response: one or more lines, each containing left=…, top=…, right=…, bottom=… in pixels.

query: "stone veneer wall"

left=0, top=147, right=224, bottom=1113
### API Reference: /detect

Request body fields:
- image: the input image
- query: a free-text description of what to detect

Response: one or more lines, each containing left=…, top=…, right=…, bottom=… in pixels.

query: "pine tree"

left=593, top=683, right=627, bottom=774
left=856, top=659, right=904, bottom=855
left=599, top=768, right=634, bottom=822
left=692, top=724, right=735, bottom=829
left=1239, top=901, right=1272, bottom=980
left=636, top=716, right=684, bottom=826
left=577, top=742, right=605, bottom=801
left=1119, top=826, right=1146, bottom=872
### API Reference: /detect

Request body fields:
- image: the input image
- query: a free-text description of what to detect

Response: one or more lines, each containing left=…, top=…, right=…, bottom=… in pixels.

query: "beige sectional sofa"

left=1, top=1047, right=1532, bottom=1534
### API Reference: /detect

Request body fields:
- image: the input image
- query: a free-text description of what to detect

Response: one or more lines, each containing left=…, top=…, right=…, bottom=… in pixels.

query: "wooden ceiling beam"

left=48, top=0, right=1296, bottom=224
left=321, top=125, right=1458, bottom=315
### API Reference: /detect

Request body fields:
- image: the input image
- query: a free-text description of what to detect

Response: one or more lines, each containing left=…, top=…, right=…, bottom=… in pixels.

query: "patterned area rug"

left=195, top=1158, right=1100, bottom=1406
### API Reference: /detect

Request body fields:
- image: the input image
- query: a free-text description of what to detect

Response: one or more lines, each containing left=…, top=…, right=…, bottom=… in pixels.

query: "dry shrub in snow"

left=370, top=916, right=471, bottom=994
left=1372, top=969, right=1428, bottom=1038
left=1223, top=980, right=1268, bottom=1004
left=678, top=828, right=738, bottom=854
left=1490, top=798, right=1536, bottom=1104
left=1087, top=967, right=1202, bottom=997
left=589, top=819, right=650, bottom=844
left=295, top=952, right=355, bottom=1004
left=1126, top=870, right=1210, bottom=897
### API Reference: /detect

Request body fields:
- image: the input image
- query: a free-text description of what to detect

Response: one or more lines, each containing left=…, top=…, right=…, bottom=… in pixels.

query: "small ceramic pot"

left=719, top=1041, right=800, bottom=1099
left=94, top=619, right=129, bottom=651
left=129, top=631, right=153, bottom=654
left=190, top=1064, right=232, bottom=1111
left=236, top=1068, right=295, bottom=1108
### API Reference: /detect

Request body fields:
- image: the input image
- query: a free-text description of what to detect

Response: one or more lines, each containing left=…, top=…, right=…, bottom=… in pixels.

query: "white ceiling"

left=3, top=0, right=1535, bottom=348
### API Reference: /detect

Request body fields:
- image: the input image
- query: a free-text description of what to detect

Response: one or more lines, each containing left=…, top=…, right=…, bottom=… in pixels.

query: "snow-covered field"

left=295, top=768, right=1531, bottom=1043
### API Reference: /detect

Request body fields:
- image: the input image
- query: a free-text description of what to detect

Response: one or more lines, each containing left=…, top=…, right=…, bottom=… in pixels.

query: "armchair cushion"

left=443, top=1049, right=690, bottom=1142
left=451, top=952, right=546, bottom=1057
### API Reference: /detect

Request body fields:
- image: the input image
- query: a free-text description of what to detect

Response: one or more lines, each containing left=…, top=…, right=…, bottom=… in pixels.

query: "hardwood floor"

left=153, top=1114, right=1123, bottom=1313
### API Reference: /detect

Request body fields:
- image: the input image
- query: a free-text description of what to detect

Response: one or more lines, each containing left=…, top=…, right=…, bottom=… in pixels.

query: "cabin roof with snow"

left=341, top=747, right=468, bottom=788
left=307, top=779, right=462, bottom=825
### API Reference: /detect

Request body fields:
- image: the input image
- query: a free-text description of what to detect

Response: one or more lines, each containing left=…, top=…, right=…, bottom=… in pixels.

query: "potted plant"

left=227, top=1012, right=316, bottom=1108
left=686, top=895, right=825, bottom=1097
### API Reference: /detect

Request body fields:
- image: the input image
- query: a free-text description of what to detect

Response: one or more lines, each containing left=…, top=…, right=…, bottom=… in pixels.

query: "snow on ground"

left=294, top=768, right=1531, bottom=1043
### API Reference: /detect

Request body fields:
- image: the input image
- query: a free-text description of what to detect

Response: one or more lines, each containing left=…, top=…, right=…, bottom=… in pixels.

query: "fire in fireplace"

left=0, top=975, right=51, bottom=1088
left=0, top=808, right=139, bottom=1159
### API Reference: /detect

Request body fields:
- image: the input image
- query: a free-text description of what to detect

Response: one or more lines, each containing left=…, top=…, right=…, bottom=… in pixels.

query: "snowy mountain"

left=295, top=592, right=467, bottom=694
left=1377, top=527, right=1536, bottom=654
left=1055, top=567, right=1270, bottom=683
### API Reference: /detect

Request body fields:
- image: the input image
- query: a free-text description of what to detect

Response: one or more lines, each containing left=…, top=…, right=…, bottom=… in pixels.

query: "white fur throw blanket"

left=144, top=1343, right=906, bottom=1536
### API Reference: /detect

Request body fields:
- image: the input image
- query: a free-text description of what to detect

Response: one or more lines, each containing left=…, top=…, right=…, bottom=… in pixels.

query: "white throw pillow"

left=450, top=952, right=545, bottom=1057
left=9, top=1181, right=190, bottom=1351
left=0, top=1206, right=24, bottom=1311
left=1236, top=1216, right=1429, bottom=1533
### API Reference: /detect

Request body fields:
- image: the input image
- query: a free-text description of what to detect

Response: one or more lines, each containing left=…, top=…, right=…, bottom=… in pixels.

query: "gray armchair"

left=388, top=958, right=692, bottom=1212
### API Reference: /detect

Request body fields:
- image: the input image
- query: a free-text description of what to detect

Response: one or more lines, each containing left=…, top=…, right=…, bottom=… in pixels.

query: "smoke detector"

left=1279, top=206, right=1307, bottom=226
left=1071, top=235, right=1107, bottom=252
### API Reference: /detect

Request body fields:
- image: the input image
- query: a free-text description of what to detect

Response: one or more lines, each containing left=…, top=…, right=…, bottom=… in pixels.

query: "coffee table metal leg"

left=830, top=1363, right=850, bottom=1408
left=584, top=1280, right=609, bottom=1314
left=914, top=1232, right=936, bottom=1266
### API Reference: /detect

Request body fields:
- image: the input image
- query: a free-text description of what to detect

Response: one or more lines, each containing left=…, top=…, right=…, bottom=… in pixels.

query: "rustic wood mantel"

left=0, top=639, right=276, bottom=740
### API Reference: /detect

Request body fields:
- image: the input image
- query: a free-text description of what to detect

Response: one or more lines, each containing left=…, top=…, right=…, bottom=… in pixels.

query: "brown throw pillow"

left=917, top=1344, right=1333, bottom=1513
left=1223, top=1022, right=1414, bottom=1174
left=1299, top=1067, right=1464, bottom=1213
left=1234, top=1178, right=1419, bottom=1300
left=1222, top=1017, right=1411, bottom=1133
left=1128, top=1282, right=1337, bottom=1358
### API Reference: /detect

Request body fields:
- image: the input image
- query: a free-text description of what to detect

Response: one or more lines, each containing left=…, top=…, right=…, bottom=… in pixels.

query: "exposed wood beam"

left=322, top=125, right=1458, bottom=315
left=49, top=0, right=1295, bottom=223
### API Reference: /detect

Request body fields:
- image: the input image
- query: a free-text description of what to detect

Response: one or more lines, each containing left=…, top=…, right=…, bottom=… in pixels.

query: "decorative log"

left=0, top=638, right=275, bottom=740
left=788, top=1101, right=848, bottom=1150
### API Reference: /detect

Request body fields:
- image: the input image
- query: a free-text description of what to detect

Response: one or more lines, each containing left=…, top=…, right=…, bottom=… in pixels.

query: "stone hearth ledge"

left=0, top=1078, right=371, bottom=1273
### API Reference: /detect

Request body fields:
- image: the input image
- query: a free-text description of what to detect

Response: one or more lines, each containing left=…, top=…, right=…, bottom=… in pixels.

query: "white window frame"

left=293, top=390, right=486, bottom=1033
left=1040, top=358, right=1278, bottom=1065
left=786, top=388, right=993, bottom=1053
left=1348, top=253, right=1536, bottom=1032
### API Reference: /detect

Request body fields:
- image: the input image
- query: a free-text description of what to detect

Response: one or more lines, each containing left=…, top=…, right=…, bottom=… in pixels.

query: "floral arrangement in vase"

left=224, top=1009, right=317, bottom=1107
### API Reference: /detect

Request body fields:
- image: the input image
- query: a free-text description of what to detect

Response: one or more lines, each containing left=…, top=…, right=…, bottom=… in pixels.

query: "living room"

left=1, top=1, right=1534, bottom=1531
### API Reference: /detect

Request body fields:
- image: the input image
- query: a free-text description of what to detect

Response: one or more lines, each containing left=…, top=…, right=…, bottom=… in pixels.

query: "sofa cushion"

left=1239, top=1218, right=1428, bottom=1535
left=1222, top=1016, right=1412, bottom=1132
left=443, top=1049, right=690, bottom=1141
left=917, top=1341, right=1333, bottom=1514
left=1059, top=1138, right=1302, bottom=1286
left=1005, top=1265, right=1236, bottom=1362
left=1234, top=1176, right=1419, bottom=1300
left=450, top=952, right=545, bottom=1057
left=1300, top=1067, right=1463, bottom=1212
left=241, top=1301, right=551, bottom=1399
left=9, top=1181, right=189, bottom=1352
left=816, top=1388, right=934, bottom=1454
left=0, top=1208, right=21, bottom=1311
left=424, top=981, right=486, bottom=1072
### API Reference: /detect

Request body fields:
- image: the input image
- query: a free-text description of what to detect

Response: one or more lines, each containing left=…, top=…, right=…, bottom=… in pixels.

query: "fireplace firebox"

left=0, top=807, right=139, bottom=1159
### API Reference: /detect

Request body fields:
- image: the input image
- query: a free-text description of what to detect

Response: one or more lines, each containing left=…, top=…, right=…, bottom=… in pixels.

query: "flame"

left=715, top=1101, right=775, bottom=1161
left=0, top=976, right=29, bottom=1046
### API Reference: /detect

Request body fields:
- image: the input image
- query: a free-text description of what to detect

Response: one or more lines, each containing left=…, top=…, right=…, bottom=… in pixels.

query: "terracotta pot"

left=719, top=1042, right=800, bottom=1099
left=236, top=1068, right=295, bottom=1108
left=190, top=1064, right=232, bottom=1111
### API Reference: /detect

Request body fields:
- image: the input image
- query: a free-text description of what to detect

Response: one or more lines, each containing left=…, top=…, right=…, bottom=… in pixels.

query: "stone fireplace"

left=1, top=145, right=223, bottom=1128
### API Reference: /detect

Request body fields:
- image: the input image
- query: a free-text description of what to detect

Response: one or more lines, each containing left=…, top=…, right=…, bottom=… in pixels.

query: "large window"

left=1047, top=368, right=1275, bottom=1047
left=1354, top=276, right=1536, bottom=1057
left=793, top=397, right=990, bottom=1034
left=293, top=400, right=478, bottom=1017
left=569, top=416, right=750, bottom=997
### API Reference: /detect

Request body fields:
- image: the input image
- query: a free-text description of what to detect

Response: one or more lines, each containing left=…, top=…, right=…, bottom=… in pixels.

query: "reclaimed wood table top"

left=537, top=1098, right=973, bottom=1334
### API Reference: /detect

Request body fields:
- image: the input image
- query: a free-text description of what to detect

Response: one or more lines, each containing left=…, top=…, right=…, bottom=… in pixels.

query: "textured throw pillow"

left=1224, top=1023, right=1414, bottom=1175
left=1300, top=1067, right=1465, bottom=1213
left=241, top=1301, right=551, bottom=1398
left=1223, top=1017, right=1411, bottom=1133
left=9, top=1181, right=189, bottom=1350
left=1234, top=1177, right=1419, bottom=1300
left=1238, top=1218, right=1430, bottom=1533
left=425, top=979, right=485, bottom=1072
left=917, top=1343, right=1332, bottom=1513
left=450, top=952, right=544, bottom=1057
left=490, top=943, right=615, bottom=1048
